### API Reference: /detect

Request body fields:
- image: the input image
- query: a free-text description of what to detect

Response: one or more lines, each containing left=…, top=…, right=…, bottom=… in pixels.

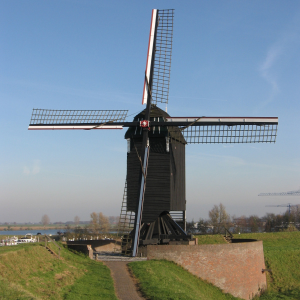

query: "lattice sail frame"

left=30, top=109, right=128, bottom=124
left=166, top=117, right=278, bottom=144
left=142, top=9, right=174, bottom=105
left=28, top=109, right=128, bottom=130
left=151, top=9, right=174, bottom=105
left=172, top=124, right=278, bottom=144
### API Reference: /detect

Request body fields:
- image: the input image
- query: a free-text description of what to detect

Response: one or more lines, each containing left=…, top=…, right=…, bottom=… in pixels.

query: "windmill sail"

left=28, top=109, right=128, bottom=130
left=142, top=9, right=157, bottom=105
left=166, top=117, right=278, bottom=144
left=133, top=9, right=175, bottom=256
left=142, top=9, right=174, bottom=105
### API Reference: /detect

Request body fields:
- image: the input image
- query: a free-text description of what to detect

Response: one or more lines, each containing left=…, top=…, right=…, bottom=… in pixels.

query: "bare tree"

left=264, top=213, right=276, bottom=232
left=290, top=205, right=300, bottom=224
left=41, top=214, right=50, bottom=226
left=248, top=215, right=261, bottom=233
left=108, top=216, right=119, bottom=226
left=90, top=212, right=98, bottom=233
left=74, top=215, right=80, bottom=226
left=233, top=215, right=248, bottom=233
left=208, top=203, right=230, bottom=234
left=99, top=212, right=109, bottom=233
left=89, top=212, right=110, bottom=234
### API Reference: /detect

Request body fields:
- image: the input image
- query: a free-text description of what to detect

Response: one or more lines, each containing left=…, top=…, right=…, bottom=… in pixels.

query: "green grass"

left=2, top=232, right=299, bottom=299
left=0, top=242, right=117, bottom=300
left=63, top=257, right=117, bottom=300
left=129, top=232, right=300, bottom=300
left=128, top=260, right=241, bottom=300
left=195, top=234, right=227, bottom=245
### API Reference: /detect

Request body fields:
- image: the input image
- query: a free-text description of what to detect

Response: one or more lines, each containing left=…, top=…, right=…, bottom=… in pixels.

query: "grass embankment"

left=130, top=232, right=300, bottom=300
left=129, top=260, right=241, bottom=300
left=127, top=233, right=237, bottom=300
left=0, top=242, right=117, bottom=300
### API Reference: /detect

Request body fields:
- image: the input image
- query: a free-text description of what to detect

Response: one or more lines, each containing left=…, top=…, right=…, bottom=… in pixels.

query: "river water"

left=0, top=229, right=61, bottom=236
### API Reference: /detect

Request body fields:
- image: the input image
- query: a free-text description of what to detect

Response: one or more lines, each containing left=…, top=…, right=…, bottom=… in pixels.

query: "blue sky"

left=1, top=1, right=299, bottom=223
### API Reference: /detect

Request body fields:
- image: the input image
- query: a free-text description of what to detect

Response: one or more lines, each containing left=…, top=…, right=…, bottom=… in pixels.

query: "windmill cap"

left=124, top=105, right=186, bottom=143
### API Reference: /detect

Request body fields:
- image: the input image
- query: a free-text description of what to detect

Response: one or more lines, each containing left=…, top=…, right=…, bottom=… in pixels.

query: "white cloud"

left=260, top=45, right=281, bottom=94
left=259, top=10, right=300, bottom=106
left=23, top=160, right=41, bottom=175
left=23, top=166, right=31, bottom=175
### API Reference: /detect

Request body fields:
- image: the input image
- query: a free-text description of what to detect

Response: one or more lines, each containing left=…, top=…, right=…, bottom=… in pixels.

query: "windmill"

left=28, top=9, right=278, bottom=257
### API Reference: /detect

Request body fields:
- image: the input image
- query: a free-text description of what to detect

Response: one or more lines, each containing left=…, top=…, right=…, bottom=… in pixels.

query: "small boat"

left=17, top=233, right=37, bottom=244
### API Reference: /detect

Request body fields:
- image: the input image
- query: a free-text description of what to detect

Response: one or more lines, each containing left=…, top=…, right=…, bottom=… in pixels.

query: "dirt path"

left=104, top=261, right=145, bottom=300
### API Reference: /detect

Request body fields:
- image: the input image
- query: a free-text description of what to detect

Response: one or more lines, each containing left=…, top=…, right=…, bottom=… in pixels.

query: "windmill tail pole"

left=132, top=146, right=149, bottom=257
left=132, top=70, right=153, bottom=258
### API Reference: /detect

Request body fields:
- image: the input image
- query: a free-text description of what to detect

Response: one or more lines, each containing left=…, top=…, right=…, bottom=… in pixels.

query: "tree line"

left=187, top=203, right=300, bottom=234
left=41, top=202, right=300, bottom=238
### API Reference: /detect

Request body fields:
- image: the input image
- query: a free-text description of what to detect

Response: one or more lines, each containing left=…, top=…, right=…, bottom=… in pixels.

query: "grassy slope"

left=2, top=232, right=298, bottom=300
left=0, top=243, right=117, bottom=300
left=129, top=260, right=241, bottom=300
left=130, top=232, right=300, bottom=300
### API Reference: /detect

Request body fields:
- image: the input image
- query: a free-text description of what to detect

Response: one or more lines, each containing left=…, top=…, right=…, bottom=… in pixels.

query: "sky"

left=1, top=1, right=300, bottom=223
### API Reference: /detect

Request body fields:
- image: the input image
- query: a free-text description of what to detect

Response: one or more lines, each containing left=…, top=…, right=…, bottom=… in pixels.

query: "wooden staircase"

left=45, top=246, right=60, bottom=258
left=223, top=227, right=233, bottom=243
left=44, top=235, right=61, bottom=259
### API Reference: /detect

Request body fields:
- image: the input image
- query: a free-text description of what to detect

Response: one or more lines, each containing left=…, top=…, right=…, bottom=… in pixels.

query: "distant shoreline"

left=0, top=226, right=75, bottom=231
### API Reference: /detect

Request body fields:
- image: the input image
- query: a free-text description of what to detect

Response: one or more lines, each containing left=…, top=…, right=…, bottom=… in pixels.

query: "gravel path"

left=104, top=261, right=146, bottom=300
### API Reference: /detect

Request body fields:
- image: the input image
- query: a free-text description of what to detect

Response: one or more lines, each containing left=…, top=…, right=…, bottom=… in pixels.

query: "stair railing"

left=45, top=234, right=61, bottom=259
left=223, top=226, right=233, bottom=242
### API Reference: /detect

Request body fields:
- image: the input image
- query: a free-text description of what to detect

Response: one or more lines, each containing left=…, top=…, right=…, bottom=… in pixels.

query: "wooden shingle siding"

left=127, top=136, right=185, bottom=223
left=127, top=139, right=143, bottom=212
left=170, top=142, right=186, bottom=211
left=125, top=106, right=187, bottom=224
left=127, top=138, right=171, bottom=223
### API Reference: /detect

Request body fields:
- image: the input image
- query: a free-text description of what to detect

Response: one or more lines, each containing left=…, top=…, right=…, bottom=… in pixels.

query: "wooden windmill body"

left=28, top=9, right=278, bottom=256
left=125, top=106, right=188, bottom=246
left=126, top=107, right=186, bottom=222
